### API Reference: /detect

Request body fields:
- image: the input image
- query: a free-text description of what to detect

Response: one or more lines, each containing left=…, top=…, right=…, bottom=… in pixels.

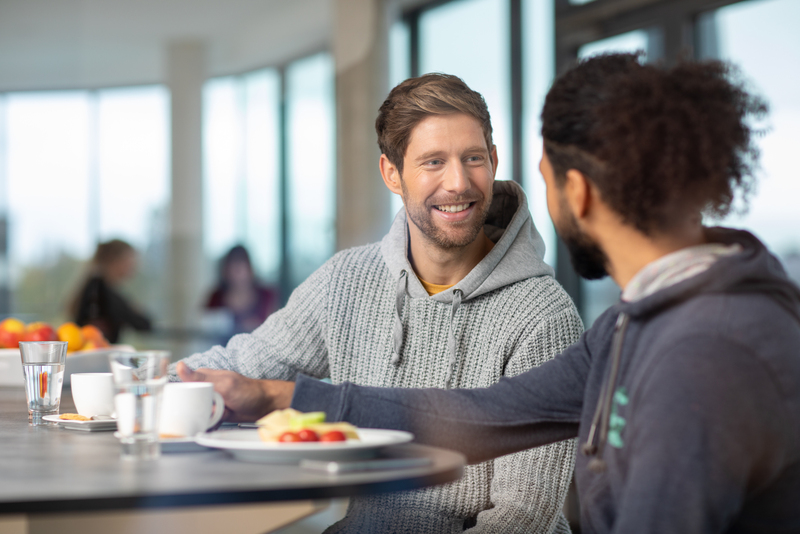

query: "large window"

left=702, top=0, right=800, bottom=283
left=203, top=70, right=282, bottom=284
left=286, top=53, right=336, bottom=289
left=2, top=87, right=169, bottom=326
left=203, top=53, right=336, bottom=295
left=419, top=0, right=512, bottom=185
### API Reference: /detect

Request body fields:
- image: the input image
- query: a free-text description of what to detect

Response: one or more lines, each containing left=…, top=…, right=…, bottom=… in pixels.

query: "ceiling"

left=0, top=0, right=334, bottom=91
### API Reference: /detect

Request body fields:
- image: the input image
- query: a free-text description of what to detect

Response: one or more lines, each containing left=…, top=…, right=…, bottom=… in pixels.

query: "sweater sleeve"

left=610, top=335, right=790, bottom=534
left=292, top=319, right=593, bottom=464
left=173, top=257, right=334, bottom=381
left=468, top=305, right=584, bottom=534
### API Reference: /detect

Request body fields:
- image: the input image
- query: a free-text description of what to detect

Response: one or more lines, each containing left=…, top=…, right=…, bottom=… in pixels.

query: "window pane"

left=203, top=77, right=242, bottom=263
left=705, top=0, right=800, bottom=284
left=419, top=0, right=511, bottom=184
left=389, top=20, right=410, bottom=218
left=286, top=53, right=336, bottom=289
left=242, top=70, right=281, bottom=282
left=97, top=86, right=169, bottom=249
left=7, top=93, right=93, bottom=267
left=578, top=30, right=650, bottom=60
left=523, top=0, right=557, bottom=268
left=203, top=70, right=282, bottom=283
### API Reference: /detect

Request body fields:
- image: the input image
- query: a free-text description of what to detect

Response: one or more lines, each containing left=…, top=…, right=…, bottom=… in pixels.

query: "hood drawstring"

left=391, top=270, right=408, bottom=365
left=582, top=312, right=630, bottom=473
left=444, top=289, right=463, bottom=389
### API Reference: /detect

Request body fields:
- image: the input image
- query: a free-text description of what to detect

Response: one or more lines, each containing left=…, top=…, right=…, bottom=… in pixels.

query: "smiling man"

left=176, top=74, right=583, bottom=533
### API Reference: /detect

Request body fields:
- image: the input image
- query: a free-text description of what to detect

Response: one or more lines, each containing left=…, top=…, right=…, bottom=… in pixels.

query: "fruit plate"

left=0, top=345, right=135, bottom=386
left=195, top=428, right=414, bottom=464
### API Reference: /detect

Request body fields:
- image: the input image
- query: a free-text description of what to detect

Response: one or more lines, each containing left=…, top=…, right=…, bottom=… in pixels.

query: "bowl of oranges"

left=0, top=319, right=135, bottom=386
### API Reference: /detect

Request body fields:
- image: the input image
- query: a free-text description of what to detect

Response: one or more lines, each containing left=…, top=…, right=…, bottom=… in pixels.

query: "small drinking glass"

left=109, top=350, right=170, bottom=460
left=20, top=341, right=68, bottom=425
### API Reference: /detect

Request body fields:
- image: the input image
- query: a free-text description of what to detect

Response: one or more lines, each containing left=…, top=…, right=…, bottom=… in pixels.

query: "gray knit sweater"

left=178, top=181, right=583, bottom=533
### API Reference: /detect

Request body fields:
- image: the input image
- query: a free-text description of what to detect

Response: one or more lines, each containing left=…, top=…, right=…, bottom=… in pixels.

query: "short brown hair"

left=541, top=53, right=767, bottom=235
left=376, top=73, right=493, bottom=174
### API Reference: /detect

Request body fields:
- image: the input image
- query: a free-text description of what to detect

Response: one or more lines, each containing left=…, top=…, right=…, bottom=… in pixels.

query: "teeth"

left=436, top=203, right=470, bottom=213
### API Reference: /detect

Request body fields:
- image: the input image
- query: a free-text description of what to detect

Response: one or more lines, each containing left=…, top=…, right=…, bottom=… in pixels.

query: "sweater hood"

left=619, top=227, right=800, bottom=323
left=380, top=180, right=553, bottom=303
left=380, top=181, right=554, bottom=387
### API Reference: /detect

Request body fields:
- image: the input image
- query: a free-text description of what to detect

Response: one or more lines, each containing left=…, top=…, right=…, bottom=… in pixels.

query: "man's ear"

left=563, top=169, right=591, bottom=220
left=380, top=154, right=403, bottom=196
left=490, top=145, right=499, bottom=177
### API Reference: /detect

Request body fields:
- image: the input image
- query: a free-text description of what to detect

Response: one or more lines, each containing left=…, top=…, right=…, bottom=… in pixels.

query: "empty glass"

left=20, top=341, right=68, bottom=425
left=109, top=350, right=170, bottom=460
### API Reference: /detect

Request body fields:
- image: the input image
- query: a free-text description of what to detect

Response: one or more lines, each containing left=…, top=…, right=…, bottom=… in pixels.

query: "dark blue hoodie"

left=292, top=227, right=800, bottom=533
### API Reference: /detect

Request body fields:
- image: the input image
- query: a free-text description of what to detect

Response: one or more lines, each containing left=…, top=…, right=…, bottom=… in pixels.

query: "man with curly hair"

left=277, top=54, right=800, bottom=532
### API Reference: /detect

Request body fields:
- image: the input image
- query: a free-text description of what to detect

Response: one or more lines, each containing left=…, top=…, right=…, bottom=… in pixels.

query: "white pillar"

left=333, top=0, right=392, bottom=250
left=166, top=41, right=205, bottom=330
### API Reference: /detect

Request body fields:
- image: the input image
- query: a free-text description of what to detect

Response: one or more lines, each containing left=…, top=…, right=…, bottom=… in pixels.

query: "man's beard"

left=400, top=178, right=491, bottom=250
left=557, top=208, right=609, bottom=280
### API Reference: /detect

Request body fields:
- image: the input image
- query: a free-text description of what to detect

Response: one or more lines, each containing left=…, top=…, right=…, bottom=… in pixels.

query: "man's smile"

left=434, top=202, right=475, bottom=214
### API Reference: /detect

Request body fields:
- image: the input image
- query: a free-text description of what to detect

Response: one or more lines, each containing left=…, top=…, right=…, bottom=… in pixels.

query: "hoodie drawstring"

left=582, top=312, right=629, bottom=473
left=391, top=270, right=408, bottom=365
left=444, top=289, right=463, bottom=389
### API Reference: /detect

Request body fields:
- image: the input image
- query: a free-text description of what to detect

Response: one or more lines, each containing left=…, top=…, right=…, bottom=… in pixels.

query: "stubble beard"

left=400, top=177, right=492, bottom=250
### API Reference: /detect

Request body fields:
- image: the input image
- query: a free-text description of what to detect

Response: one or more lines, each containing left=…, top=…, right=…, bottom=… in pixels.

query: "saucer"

left=42, top=414, right=117, bottom=432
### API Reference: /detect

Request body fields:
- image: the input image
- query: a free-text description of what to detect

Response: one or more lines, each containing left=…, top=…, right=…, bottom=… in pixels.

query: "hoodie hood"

left=380, top=180, right=553, bottom=303
left=380, top=181, right=554, bottom=386
left=620, top=227, right=800, bottom=323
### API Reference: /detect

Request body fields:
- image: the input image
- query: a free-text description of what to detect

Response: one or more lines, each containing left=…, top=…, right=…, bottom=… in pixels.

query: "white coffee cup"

left=158, top=382, right=224, bottom=438
left=71, top=373, right=116, bottom=417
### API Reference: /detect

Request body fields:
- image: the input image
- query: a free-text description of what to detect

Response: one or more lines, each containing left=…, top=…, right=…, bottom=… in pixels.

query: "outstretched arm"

left=292, top=327, right=593, bottom=464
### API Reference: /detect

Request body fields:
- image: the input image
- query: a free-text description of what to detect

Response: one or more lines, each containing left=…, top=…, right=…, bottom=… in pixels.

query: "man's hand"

left=176, top=361, right=295, bottom=422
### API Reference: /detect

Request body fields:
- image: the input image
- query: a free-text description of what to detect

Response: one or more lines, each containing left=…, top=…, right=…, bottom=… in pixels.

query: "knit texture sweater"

left=178, top=181, right=584, bottom=533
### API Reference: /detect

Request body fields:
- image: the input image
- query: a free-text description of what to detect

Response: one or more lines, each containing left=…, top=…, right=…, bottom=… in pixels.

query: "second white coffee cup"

left=159, top=382, right=224, bottom=438
left=71, top=372, right=116, bottom=417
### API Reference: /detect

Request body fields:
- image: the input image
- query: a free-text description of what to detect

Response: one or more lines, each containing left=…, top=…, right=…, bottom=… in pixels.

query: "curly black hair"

left=541, top=52, right=768, bottom=235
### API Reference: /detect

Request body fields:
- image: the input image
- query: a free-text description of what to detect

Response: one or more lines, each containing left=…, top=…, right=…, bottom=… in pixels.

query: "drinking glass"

left=19, top=341, right=68, bottom=425
left=109, top=350, right=170, bottom=460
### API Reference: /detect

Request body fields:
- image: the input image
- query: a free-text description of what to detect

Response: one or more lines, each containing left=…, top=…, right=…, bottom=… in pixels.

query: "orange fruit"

left=0, top=318, right=26, bottom=349
left=57, top=322, right=85, bottom=352
left=80, top=325, right=110, bottom=348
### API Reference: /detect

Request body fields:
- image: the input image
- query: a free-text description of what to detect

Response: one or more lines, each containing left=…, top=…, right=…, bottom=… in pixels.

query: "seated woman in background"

left=71, top=239, right=152, bottom=344
left=205, top=245, right=279, bottom=342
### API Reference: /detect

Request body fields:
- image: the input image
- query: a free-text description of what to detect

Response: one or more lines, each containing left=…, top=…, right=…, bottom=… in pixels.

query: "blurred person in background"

left=204, top=244, right=279, bottom=343
left=70, top=239, right=152, bottom=344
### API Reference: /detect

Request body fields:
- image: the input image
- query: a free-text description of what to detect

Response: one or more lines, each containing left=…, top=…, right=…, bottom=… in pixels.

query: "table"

left=0, top=386, right=465, bottom=534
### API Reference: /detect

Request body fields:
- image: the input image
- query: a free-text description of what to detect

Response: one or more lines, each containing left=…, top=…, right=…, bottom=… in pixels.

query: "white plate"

left=42, top=414, right=118, bottom=432
left=113, top=432, right=212, bottom=453
left=195, top=428, right=414, bottom=464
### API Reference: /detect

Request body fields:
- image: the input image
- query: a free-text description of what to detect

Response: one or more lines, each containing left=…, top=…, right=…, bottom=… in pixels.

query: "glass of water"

left=19, top=341, right=68, bottom=425
left=109, top=350, right=170, bottom=460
